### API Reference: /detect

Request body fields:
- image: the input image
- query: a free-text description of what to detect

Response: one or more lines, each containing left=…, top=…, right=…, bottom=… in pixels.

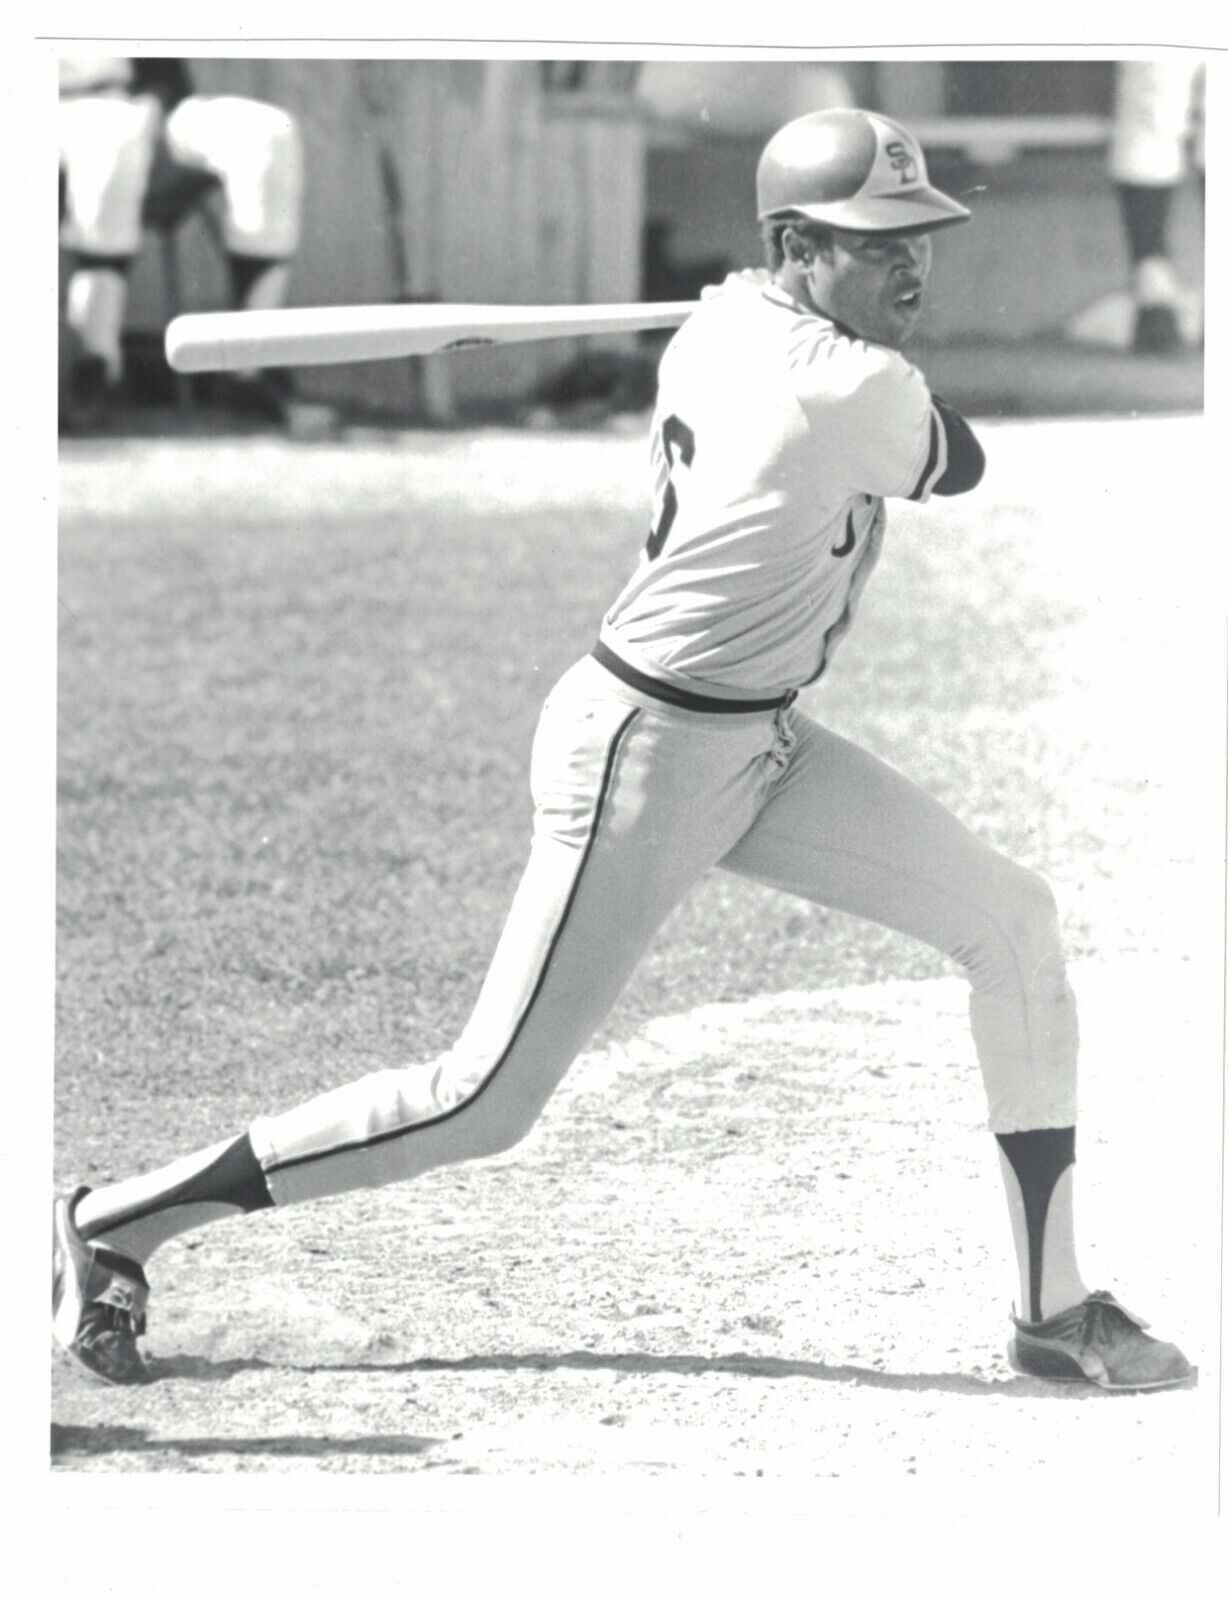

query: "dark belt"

left=591, top=640, right=797, bottom=714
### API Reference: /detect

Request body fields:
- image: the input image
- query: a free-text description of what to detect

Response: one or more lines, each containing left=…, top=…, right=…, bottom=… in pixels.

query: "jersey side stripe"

left=262, top=707, right=643, bottom=1176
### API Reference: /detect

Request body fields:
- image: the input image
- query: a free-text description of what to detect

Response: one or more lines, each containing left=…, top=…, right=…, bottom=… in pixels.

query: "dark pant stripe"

left=264, top=705, right=643, bottom=1176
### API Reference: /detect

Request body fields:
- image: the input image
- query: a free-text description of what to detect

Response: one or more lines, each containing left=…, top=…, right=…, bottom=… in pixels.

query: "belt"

left=591, top=640, right=797, bottom=714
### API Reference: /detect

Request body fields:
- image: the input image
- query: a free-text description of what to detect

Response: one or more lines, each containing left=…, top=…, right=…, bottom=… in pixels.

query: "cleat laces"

left=1078, top=1292, right=1147, bottom=1352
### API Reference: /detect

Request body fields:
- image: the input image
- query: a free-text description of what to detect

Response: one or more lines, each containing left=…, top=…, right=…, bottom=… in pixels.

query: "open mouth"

left=894, top=287, right=923, bottom=312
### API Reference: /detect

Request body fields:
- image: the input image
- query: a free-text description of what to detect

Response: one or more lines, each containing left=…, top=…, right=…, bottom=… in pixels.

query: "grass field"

left=49, top=411, right=1222, bottom=1505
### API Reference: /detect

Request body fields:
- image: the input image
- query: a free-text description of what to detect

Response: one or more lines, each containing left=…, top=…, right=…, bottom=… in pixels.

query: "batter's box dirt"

left=51, top=958, right=1213, bottom=1503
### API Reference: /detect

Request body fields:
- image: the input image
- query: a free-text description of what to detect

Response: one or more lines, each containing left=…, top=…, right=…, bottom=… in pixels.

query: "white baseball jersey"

left=599, top=270, right=948, bottom=697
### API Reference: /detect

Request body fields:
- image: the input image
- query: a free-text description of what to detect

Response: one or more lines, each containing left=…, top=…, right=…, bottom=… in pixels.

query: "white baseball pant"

left=250, top=654, right=1078, bottom=1207
left=1110, top=59, right=1205, bottom=186
left=59, top=92, right=303, bottom=258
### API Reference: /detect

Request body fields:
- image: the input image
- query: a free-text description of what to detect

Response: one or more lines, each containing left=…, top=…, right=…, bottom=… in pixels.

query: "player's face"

left=809, top=229, right=934, bottom=348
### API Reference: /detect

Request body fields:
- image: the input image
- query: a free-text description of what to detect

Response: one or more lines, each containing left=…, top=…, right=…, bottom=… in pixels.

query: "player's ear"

left=783, top=224, right=834, bottom=270
left=782, top=225, right=814, bottom=268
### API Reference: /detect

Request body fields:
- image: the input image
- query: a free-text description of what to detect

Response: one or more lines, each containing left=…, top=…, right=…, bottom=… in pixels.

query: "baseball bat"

left=164, top=300, right=699, bottom=374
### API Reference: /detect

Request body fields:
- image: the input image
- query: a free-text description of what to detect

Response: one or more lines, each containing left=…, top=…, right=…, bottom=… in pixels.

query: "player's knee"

left=215, top=101, right=303, bottom=254
left=959, top=864, right=1067, bottom=990
left=1001, top=865, right=1061, bottom=944
left=1001, top=870, right=1072, bottom=1004
left=427, top=1056, right=546, bottom=1159
left=472, top=1109, right=539, bottom=1160
left=248, top=102, right=301, bottom=171
left=431, top=1095, right=540, bottom=1162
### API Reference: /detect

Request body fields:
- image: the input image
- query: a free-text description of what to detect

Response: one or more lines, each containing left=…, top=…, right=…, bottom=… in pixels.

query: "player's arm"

left=910, top=395, right=986, bottom=499
left=796, top=346, right=982, bottom=503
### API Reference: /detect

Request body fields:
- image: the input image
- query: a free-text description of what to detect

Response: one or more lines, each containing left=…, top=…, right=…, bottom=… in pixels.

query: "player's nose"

left=889, top=235, right=931, bottom=275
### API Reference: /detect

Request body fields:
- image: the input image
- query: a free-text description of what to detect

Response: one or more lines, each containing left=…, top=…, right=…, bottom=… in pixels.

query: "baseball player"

left=1109, top=58, right=1205, bottom=353
left=58, top=55, right=304, bottom=424
left=53, top=109, right=1191, bottom=1394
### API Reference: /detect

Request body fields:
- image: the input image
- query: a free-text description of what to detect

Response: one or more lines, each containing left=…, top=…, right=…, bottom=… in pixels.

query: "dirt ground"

left=49, top=957, right=1216, bottom=1500
left=46, top=414, right=1223, bottom=1518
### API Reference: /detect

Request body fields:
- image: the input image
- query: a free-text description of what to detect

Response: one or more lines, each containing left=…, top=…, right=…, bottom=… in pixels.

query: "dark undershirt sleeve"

left=926, top=394, right=986, bottom=497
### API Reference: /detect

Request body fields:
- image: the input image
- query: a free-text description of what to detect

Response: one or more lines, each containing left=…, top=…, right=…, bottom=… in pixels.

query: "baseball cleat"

left=1133, top=302, right=1182, bottom=355
left=52, top=1187, right=151, bottom=1385
left=1008, top=1290, right=1194, bottom=1392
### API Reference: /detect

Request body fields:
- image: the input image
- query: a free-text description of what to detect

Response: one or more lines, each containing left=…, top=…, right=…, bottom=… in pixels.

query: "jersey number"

left=645, top=414, right=696, bottom=560
left=831, top=511, right=856, bottom=558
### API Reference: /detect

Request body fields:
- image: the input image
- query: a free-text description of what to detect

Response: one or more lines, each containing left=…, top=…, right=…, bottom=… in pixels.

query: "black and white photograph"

left=18, top=6, right=1226, bottom=1577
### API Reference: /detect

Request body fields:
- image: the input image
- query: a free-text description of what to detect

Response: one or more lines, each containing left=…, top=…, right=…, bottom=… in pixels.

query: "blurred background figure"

left=58, top=55, right=304, bottom=428
left=54, top=58, right=1202, bottom=429
left=1108, top=59, right=1205, bottom=353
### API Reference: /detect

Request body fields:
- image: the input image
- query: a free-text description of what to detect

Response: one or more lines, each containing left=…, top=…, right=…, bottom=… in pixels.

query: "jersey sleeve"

left=793, top=340, right=941, bottom=501
left=921, top=396, right=985, bottom=497
left=906, top=404, right=950, bottom=502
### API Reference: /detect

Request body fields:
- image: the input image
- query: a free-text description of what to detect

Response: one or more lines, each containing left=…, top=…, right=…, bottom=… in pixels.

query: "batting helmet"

left=756, top=108, right=970, bottom=233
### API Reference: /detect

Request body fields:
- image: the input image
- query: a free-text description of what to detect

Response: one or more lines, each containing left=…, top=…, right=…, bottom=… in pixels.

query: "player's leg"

left=722, top=710, right=1190, bottom=1387
left=58, top=93, right=162, bottom=416
left=723, top=711, right=1085, bottom=1317
left=1109, top=60, right=1201, bottom=353
left=57, top=664, right=781, bottom=1377
left=162, top=94, right=305, bottom=416
left=163, top=94, right=303, bottom=308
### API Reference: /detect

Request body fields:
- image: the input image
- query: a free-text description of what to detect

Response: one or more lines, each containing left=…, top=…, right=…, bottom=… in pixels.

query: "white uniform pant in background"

left=1110, top=59, right=1205, bottom=186
left=251, top=655, right=1078, bottom=1206
left=59, top=92, right=303, bottom=258
left=58, top=94, right=163, bottom=255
